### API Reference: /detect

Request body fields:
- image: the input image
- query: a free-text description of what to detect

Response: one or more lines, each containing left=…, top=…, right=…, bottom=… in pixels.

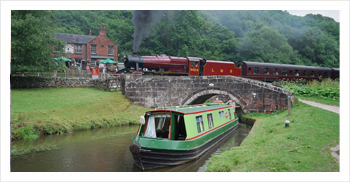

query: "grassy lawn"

left=11, top=88, right=150, bottom=140
left=206, top=101, right=339, bottom=172
left=296, top=95, right=339, bottom=106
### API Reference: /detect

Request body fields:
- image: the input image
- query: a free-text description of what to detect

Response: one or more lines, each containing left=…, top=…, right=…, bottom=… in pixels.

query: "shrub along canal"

left=11, top=123, right=251, bottom=172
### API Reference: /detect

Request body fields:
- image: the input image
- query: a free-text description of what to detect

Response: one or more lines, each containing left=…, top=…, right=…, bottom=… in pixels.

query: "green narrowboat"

left=129, top=101, right=239, bottom=170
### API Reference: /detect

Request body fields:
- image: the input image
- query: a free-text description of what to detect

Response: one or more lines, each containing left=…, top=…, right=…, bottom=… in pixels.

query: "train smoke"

left=132, top=10, right=164, bottom=53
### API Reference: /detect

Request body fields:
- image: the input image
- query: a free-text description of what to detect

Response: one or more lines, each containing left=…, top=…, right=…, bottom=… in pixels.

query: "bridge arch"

left=122, top=75, right=295, bottom=113
left=181, top=88, right=247, bottom=109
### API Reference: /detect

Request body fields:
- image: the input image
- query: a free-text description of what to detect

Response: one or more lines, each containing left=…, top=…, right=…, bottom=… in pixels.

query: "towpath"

left=298, top=99, right=339, bottom=114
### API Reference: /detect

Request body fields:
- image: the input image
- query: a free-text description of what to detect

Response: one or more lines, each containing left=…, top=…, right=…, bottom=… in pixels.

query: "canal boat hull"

left=130, top=117, right=239, bottom=170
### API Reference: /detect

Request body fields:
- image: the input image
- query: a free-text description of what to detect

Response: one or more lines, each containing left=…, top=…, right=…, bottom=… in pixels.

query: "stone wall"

left=10, top=76, right=121, bottom=92
left=121, top=75, right=295, bottom=113
left=10, top=76, right=94, bottom=88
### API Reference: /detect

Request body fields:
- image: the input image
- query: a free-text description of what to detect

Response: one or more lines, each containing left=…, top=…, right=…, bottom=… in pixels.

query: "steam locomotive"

left=117, top=54, right=340, bottom=82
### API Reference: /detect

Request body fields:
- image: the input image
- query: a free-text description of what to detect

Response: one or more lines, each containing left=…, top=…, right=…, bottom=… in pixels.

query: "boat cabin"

left=136, top=102, right=236, bottom=141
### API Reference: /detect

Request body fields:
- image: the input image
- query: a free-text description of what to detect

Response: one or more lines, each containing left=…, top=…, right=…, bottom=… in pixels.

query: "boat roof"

left=146, top=103, right=232, bottom=115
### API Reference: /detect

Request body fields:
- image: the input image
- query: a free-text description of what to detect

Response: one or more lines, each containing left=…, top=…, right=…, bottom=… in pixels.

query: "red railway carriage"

left=235, top=61, right=338, bottom=82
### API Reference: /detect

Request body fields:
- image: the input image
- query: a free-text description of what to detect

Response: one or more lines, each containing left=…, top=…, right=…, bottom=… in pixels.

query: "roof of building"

left=147, top=103, right=232, bottom=115
left=55, top=33, right=97, bottom=44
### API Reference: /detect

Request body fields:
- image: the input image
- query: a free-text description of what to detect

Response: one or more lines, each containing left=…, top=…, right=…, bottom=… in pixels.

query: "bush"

left=273, top=78, right=339, bottom=100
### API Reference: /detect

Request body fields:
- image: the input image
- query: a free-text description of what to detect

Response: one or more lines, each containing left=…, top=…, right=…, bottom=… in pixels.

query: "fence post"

left=38, top=72, right=39, bottom=77
left=288, top=95, right=291, bottom=115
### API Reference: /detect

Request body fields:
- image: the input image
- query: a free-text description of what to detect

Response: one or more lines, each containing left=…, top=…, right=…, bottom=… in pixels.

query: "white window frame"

left=228, top=109, right=232, bottom=120
left=91, top=44, right=97, bottom=55
left=207, top=113, right=214, bottom=129
left=108, top=45, right=114, bottom=55
left=196, top=115, right=204, bottom=134
left=75, top=44, right=82, bottom=54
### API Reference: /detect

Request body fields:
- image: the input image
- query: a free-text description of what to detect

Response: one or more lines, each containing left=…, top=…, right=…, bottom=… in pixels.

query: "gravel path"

left=298, top=99, right=340, bottom=114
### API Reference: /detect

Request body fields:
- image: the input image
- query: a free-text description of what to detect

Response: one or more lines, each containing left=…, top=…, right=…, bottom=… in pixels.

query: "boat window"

left=263, top=68, right=269, bottom=75
left=196, top=115, right=204, bottom=133
left=207, top=113, right=214, bottom=129
left=218, top=111, right=224, bottom=118
left=228, top=109, right=232, bottom=120
left=302, top=70, right=307, bottom=76
left=282, top=69, right=287, bottom=76
left=253, top=67, right=260, bottom=74
left=175, top=115, right=186, bottom=140
left=144, top=114, right=171, bottom=139
left=273, top=68, right=279, bottom=75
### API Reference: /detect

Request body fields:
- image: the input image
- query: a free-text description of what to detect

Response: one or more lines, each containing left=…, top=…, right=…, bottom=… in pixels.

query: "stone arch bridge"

left=120, top=75, right=295, bottom=113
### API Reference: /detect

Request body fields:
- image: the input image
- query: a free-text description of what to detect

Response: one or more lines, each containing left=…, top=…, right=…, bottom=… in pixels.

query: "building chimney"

left=99, top=25, right=106, bottom=36
left=89, top=30, right=91, bottom=35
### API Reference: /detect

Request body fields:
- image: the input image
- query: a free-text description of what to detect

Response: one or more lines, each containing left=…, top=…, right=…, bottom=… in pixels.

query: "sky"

left=287, top=10, right=340, bottom=22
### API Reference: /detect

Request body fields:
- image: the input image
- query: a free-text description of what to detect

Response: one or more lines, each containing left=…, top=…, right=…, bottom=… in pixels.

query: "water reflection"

left=11, top=124, right=251, bottom=172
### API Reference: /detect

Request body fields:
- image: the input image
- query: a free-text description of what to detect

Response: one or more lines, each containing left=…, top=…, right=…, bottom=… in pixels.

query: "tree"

left=237, top=26, right=295, bottom=64
left=11, top=10, right=66, bottom=73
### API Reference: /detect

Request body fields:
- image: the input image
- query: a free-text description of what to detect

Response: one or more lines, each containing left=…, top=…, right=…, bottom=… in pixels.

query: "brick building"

left=54, top=25, right=118, bottom=69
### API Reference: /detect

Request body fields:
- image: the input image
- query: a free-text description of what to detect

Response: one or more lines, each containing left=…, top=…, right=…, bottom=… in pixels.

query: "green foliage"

left=13, top=125, right=39, bottom=140
left=274, top=78, right=340, bottom=100
left=49, top=10, right=339, bottom=68
left=11, top=10, right=67, bottom=73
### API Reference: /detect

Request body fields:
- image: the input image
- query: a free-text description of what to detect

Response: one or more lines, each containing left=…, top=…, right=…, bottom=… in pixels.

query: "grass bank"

left=205, top=101, right=339, bottom=172
left=11, top=87, right=150, bottom=140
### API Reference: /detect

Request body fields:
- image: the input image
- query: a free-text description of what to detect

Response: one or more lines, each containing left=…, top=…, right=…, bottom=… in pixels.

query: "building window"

left=207, top=113, right=214, bottom=129
left=75, top=44, right=82, bottom=54
left=91, top=44, right=97, bottom=54
left=253, top=67, right=260, bottom=74
left=108, top=45, right=114, bottom=55
left=196, top=115, right=204, bottom=134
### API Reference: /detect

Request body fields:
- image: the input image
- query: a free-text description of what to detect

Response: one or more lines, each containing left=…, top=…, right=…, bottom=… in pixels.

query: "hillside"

left=52, top=10, right=339, bottom=68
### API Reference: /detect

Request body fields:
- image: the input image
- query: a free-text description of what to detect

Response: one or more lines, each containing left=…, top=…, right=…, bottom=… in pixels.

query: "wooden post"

left=288, top=95, right=291, bottom=115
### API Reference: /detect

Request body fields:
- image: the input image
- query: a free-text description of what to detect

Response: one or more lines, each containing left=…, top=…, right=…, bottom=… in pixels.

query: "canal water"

left=11, top=124, right=251, bottom=172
